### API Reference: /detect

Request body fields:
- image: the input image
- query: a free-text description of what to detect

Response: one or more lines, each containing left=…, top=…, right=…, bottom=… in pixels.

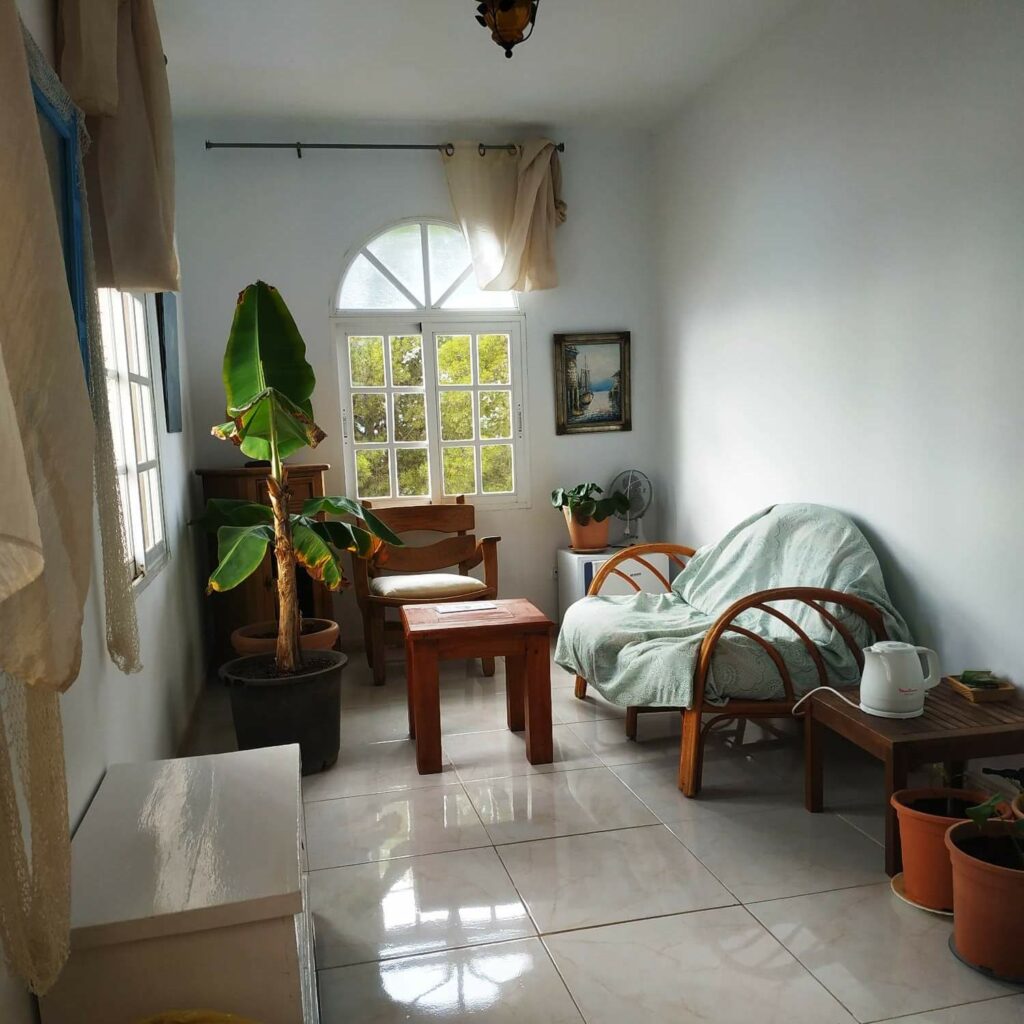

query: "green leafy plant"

left=551, top=482, right=629, bottom=524
left=199, top=281, right=400, bottom=674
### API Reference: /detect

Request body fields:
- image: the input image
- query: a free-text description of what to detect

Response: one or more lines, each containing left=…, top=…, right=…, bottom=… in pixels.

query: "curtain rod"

left=204, top=140, right=565, bottom=159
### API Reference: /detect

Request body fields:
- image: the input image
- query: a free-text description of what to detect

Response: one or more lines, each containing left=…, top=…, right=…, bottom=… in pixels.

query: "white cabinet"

left=41, top=745, right=317, bottom=1024
left=556, top=547, right=672, bottom=623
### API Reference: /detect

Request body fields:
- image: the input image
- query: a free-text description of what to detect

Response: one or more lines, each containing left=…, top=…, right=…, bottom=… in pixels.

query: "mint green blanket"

left=554, top=504, right=910, bottom=708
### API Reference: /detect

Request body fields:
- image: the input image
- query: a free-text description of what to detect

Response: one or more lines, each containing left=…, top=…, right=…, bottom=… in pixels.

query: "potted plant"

left=202, top=281, right=400, bottom=774
left=982, top=766, right=1024, bottom=820
left=551, top=482, right=629, bottom=551
left=945, top=794, right=1024, bottom=981
left=890, top=787, right=989, bottom=912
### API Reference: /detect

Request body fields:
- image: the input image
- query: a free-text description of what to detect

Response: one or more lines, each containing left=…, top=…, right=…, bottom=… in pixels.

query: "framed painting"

left=553, top=331, right=631, bottom=434
left=156, top=292, right=183, bottom=432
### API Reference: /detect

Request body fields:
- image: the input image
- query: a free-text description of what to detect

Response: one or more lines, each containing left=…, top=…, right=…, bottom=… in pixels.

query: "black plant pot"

left=220, top=650, right=346, bottom=775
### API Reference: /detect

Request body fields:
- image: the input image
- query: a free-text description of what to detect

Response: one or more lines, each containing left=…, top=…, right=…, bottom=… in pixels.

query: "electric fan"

left=607, top=469, right=652, bottom=547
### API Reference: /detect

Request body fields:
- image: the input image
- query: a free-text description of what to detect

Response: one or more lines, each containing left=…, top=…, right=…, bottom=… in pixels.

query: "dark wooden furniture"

left=196, top=464, right=334, bottom=664
left=804, top=679, right=1024, bottom=875
left=573, top=543, right=891, bottom=797
left=401, top=599, right=554, bottom=775
left=352, top=496, right=500, bottom=685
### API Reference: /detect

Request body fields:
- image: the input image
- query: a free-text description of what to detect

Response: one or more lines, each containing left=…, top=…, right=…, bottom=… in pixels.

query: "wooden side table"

left=401, top=598, right=555, bottom=775
left=804, top=679, right=1024, bottom=876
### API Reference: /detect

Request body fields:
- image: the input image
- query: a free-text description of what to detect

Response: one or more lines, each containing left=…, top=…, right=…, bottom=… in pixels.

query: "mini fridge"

left=556, top=547, right=672, bottom=623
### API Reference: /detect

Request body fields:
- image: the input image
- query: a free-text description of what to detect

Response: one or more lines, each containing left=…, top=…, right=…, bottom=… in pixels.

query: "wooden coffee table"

left=401, top=598, right=555, bottom=775
left=804, top=678, right=1024, bottom=875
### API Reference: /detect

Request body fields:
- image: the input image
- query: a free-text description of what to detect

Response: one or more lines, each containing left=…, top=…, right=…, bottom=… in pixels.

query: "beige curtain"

left=443, top=138, right=566, bottom=292
left=59, top=0, right=179, bottom=291
left=0, top=0, right=98, bottom=996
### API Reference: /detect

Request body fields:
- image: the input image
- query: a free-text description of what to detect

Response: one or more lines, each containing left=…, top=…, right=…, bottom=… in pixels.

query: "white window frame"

left=99, top=289, right=168, bottom=588
left=331, top=219, right=531, bottom=510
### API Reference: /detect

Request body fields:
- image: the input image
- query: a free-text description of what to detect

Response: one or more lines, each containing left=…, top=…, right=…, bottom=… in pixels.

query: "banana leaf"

left=221, top=282, right=320, bottom=461
left=302, top=496, right=402, bottom=546
left=207, top=524, right=275, bottom=593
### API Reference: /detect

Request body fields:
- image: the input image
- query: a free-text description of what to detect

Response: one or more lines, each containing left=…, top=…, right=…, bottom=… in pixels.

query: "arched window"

left=332, top=220, right=529, bottom=507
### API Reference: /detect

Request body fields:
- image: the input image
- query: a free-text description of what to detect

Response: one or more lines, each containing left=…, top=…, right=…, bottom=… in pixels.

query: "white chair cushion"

left=369, top=573, right=489, bottom=600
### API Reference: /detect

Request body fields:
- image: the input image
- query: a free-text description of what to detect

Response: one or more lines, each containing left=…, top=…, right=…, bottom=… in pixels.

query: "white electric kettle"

left=859, top=641, right=941, bottom=719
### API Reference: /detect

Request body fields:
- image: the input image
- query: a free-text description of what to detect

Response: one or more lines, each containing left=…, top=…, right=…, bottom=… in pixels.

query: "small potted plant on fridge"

left=551, top=482, right=629, bottom=552
left=202, top=281, right=399, bottom=774
left=945, top=793, right=1024, bottom=982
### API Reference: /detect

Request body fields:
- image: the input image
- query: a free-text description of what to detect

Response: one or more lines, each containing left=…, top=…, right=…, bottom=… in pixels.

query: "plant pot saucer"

left=890, top=872, right=952, bottom=916
left=948, top=935, right=1024, bottom=984
left=570, top=545, right=609, bottom=554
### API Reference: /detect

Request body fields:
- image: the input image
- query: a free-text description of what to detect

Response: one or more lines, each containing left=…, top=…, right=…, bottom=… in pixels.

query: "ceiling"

left=156, top=0, right=803, bottom=126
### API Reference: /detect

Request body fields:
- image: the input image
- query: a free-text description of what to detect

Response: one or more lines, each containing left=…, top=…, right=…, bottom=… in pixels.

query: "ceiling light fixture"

left=475, top=0, right=540, bottom=59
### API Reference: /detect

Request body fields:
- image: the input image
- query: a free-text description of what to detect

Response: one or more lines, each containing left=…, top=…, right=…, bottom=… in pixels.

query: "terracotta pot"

left=230, top=618, right=339, bottom=657
left=945, top=819, right=1024, bottom=982
left=563, top=507, right=610, bottom=552
left=890, top=788, right=988, bottom=912
left=1013, top=794, right=1024, bottom=821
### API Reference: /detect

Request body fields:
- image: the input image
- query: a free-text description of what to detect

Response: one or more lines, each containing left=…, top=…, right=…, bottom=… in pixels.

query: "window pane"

left=349, top=336, right=386, bottom=386
left=393, top=393, right=427, bottom=442
left=477, top=333, right=510, bottom=384
left=427, top=223, right=471, bottom=303
left=131, top=382, right=157, bottom=462
left=481, top=444, right=514, bottom=494
left=436, top=334, right=472, bottom=385
left=440, top=273, right=517, bottom=310
left=396, top=449, right=430, bottom=497
left=478, top=390, right=511, bottom=439
left=338, top=253, right=416, bottom=310
left=366, top=224, right=426, bottom=305
left=355, top=449, right=391, bottom=498
left=442, top=446, right=476, bottom=496
left=140, top=466, right=164, bottom=550
left=129, top=294, right=150, bottom=377
left=439, top=391, right=474, bottom=440
left=389, top=335, right=424, bottom=386
left=352, top=393, right=388, bottom=443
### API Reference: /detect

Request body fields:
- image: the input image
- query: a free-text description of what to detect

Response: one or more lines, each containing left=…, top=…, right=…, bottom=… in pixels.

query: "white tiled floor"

left=185, top=649, right=1021, bottom=1023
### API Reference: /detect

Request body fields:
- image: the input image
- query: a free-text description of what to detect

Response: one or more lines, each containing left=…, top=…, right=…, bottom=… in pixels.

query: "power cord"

left=790, top=685, right=862, bottom=717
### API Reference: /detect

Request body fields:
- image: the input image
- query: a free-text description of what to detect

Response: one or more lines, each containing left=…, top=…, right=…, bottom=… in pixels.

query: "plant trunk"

left=268, top=472, right=301, bottom=674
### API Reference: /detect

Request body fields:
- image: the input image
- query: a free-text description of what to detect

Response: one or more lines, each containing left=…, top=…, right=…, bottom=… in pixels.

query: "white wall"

left=174, top=120, right=659, bottom=629
left=4, top=7, right=206, bottom=1020
left=653, top=0, right=1024, bottom=677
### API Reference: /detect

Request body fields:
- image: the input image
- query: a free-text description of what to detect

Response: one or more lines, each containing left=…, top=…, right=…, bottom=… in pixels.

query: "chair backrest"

left=363, top=497, right=477, bottom=575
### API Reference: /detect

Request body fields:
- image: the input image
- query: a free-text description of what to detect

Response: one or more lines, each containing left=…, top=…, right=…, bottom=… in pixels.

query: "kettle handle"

left=916, top=647, right=940, bottom=690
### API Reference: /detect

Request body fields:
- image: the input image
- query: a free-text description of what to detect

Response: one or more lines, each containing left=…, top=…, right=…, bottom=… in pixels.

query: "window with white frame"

left=333, top=220, right=529, bottom=506
left=98, top=288, right=167, bottom=581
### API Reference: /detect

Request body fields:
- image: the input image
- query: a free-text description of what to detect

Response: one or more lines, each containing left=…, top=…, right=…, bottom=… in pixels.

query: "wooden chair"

left=573, top=543, right=890, bottom=797
left=351, top=496, right=500, bottom=685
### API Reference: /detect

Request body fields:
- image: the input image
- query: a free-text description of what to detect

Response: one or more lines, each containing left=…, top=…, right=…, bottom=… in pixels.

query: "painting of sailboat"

left=554, top=332, right=632, bottom=434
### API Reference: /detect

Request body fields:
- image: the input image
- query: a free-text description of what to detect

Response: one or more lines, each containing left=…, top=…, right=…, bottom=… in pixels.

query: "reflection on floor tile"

left=550, top=687, right=626, bottom=725
left=463, top=766, right=657, bottom=845
left=303, top=739, right=455, bottom=803
left=873, top=996, right=1024, bottom=1023
left=497, top=824, right=734, bottom=932
left=545, top=906, right=855, bottom=1024
left=304, top=785, right=490, bottom=869
left=668, top=807, right=886, bottom=902
left=318, top=938, right=584, bottom=1023
left=567, top=717, right=679, bottom=766
left=750, top=883, right=1018, bottom=1022
left=445, top=725, right=601, bottom=782
left=310, top=847, right=534, bottom=968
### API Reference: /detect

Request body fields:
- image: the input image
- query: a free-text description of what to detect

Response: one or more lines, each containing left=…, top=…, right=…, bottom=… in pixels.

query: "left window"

left=98, top=289, right=166, bottom=582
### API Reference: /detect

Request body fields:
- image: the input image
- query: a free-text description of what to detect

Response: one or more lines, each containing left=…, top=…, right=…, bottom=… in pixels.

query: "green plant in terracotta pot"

left=551, top=482, right=629, bottom=552
left=944, top=793, right=1024, bottom=982
left=982, top=766, right=1024, bottom=820
left=201, top=281, right=400, bottom=774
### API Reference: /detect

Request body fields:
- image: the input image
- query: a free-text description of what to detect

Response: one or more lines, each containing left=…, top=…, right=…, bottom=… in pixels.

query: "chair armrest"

left=693, top=586, right=890, bottom=705
left=586, top=543, right=696, bottom=596
left=469, top=536, right=501, bottom=593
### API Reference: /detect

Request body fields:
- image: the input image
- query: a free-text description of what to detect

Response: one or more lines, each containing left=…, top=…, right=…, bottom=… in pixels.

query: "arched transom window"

left=333, top=220, right=528, bottom=507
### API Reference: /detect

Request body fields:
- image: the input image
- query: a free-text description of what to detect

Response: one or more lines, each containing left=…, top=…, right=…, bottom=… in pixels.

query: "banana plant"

left=203, top=281, right=400, bottom=674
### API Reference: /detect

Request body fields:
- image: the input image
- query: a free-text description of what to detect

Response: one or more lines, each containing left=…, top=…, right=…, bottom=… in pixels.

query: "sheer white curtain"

left=443, top=138, right=566, bottom=292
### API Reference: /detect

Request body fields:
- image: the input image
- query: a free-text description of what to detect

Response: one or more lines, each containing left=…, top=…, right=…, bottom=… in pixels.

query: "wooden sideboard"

left=196, top=464, right=335, bottom=665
